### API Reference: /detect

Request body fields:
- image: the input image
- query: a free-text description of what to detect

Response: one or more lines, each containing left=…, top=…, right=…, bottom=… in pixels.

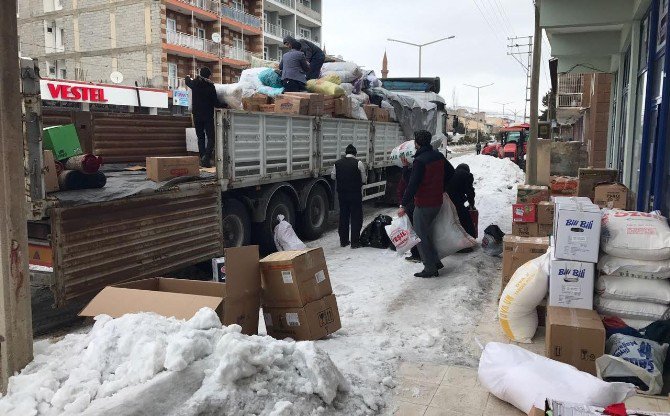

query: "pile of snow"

left=449, top=154, right=525, bottom=237
left=0, top=308, right=385, bottom=416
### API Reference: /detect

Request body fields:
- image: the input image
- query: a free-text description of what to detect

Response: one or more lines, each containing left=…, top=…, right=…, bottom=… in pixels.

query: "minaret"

left=381, top=51, right=389, bottom=79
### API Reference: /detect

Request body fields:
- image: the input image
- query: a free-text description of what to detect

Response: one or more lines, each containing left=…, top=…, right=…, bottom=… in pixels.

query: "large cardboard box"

left=146, top=156, right=200, bottom=182
left=363, top=104, right=377, bottom=120
left=537, top=201, right=554, bottom=225
left=263, top=294, right=341, bottom=341
left=553, top=200, right=601, bottom=263
left=335, top=96, right=352, bottom=117
left=501, top=236, right=550, bottom=293
left=537, top=223, right=553, bottom=237
left=513, top=203, right=537, bottom=223
left=517, top=185, right=550, bottom=203
left=80, top=245, right=262, bottom=335
left=43, top=124, right=83, bottom=160
left=593, top=182, right=629, bottom=209
left=242, top=93, right=270, bottom=111
left=275, top=95, right=309, bottom=115
left=546, top=306, right=605, bottom=375
left=260, top=248, right=333, bottom=307
left=43, top=150, right=60, bottom=193
left=512, top=222, right=539, bottom=237
left=577, top=168, right=618, bottom=201
left=285, top=92, right=324, bottom=115
left=373, top=107, right=390, bottom=122
left=549, top=244, right=595, bottom=309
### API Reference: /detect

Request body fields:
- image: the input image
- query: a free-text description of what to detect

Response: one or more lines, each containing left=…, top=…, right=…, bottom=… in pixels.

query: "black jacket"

left=185, top=75, right=221, bottom=120
left=334, top=157, right=363, bottom=195
left=401, top=145, right=455, bottom=208
left=299, top=39, right=324, bottom=62
left=446, top=168, right=475, bottom=207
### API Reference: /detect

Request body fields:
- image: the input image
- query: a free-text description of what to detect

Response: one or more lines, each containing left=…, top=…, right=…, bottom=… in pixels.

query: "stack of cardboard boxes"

left=363, top=104, right=390, bottom=122
left=512, top=185, right=551, bottom=237
left=260, top=248, right=341, bottom=341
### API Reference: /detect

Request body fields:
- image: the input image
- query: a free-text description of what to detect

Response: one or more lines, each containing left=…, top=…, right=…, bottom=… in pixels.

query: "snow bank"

left=450, top=154, right=525, bottom=236
left=0, top=308, right=361, bottom=416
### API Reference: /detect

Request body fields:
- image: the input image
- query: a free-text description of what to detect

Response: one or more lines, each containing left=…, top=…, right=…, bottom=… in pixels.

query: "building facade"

left=541, top=0, right=669, bottom=216
left=18, top=0, right=321, bottom=90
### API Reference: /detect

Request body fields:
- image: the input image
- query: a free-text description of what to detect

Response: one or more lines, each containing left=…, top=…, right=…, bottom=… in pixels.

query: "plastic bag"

left=598, top=254, right=670, bottom=280
left=595, top=295, right=670, bottom=322
left=214, top=83, right=243, bottom=109
left=273, top=214, right=307, bottom=251
left=256, top=85, right=285, bottom=97
left=385, top=216, right=421, bottom=255
left=340, top=83, right=354, bottom=96
left=360, top=215, right=393, bottom=249
left=389, top=141, right=417, bottom=168
left=348, top=94, right=368, bottom=120
left=431, top=195, right=477, bottom=259
left=258, top=68, right=283, bottom=88
left=306, top=79, right=345, bottom=97
left=478, top=342, right=635, bottom=414
left=597, top=333, right=669, bottom=395
left=381, top=100, right=397, bottom=121
left=482, top=224, right=505, bottom=257
left=320, top=61, right=362, bottom=83
left=239, top=67, right=268, bottom=90
left=498, top=251, right=550, bottom=343
left=596, top=274, right=670, bottom=304
left=320, top=73, right=341, bottom=84
left=601, top=210, right=670, bottom=261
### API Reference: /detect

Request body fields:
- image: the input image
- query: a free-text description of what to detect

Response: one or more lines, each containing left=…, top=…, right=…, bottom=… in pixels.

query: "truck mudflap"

left=50, top=184, right=223, bottom=306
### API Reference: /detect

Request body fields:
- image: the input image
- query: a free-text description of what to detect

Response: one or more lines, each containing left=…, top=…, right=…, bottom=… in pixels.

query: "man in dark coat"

left=279, top=39, right=310, bottom=92
left=283, top=35, right=325, bottom=80
left=447, top=163, right=477, bottom=239
left=399, top=131, right=455, bottom=277
left=185, top=67, right=222, bottom=168
left=332, top=144, right=367, bottom=248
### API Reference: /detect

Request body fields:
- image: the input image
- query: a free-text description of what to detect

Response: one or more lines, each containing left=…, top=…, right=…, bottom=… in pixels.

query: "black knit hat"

left=456, top=163, right=470, bottom=173
left=200, top=67, right=212, bottom=78
left=345, top=144, right=357, bottom=155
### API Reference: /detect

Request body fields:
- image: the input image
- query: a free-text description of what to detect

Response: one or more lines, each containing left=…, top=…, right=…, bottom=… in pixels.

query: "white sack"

left=381, top=100, right=397, bottom=121
left=597, top=333, right=669, bottom=395
left=595, top=295, right=670, bottom=321
left=239, top=67, right=267, bottom=90
left=498, top=251, right=550, bottom=343
left=273, top=215, right=307, bottom=251
left=339, top=83, right=354, bottom=96
left=320, top=62, right=362, bottom=83
left=214, top=83, right=243, bottom=109
left=598, top=254, right=670, bottom=280
left=385, top=215, right=420, bottom=255
left=596, top=274, right=670, bottom=304
left=601, top=209, right=670, bottom=261
left=431, top=195, right=477, bottom=259
left=478, top=342, right=635, bottom=414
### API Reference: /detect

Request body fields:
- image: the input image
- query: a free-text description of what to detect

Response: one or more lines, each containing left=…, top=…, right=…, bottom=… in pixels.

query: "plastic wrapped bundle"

left=306, top=79, right=345, bottom=97
left=320, top=61, right=362, bottom=83
left=239, top=67, right=267, bottom=90
left=256, top=85, right=284, bottom=97
left=214, top=83, right=243, bottom=109
left=64, top=154, right=103, bottom=174
left=320, top=73, right=341, bottom=84
left=258, top=68, right=283, bottom=88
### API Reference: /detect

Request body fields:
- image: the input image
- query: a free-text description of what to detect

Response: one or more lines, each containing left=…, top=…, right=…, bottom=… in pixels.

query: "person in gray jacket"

left=283, top=35, right=325, bottom=80
left=278, top=40, right=310, bottom=92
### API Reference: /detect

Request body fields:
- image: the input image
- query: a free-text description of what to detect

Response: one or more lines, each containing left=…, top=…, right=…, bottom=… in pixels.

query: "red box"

left=469, top=209, right=479, bottom=239
left=512, top=203, right=537, bottom=223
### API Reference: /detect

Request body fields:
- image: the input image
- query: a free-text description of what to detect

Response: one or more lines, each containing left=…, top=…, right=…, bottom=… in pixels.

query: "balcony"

left=166, top=30, right=219, bottom=57
left=296, top=2, right=321, bottom=21
left=301, top=33, right=320, bottom=44
left=557, top=74, right=583, bottom=108
left=222, top=46, right=254, bottom=63
left=268, top=0, right=295, bottom=9
left=174, top=0, right=219, bottom=16
left=264, top=21, right=293, bottom=39
left=221, top=5, right=262, bottom=28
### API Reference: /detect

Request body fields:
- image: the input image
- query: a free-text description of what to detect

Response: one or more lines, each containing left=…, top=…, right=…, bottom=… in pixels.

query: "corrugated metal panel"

left=91, top=112, right=192, bottom=163
left=42, top=108, right=76, bottom=128
left=372, top=122, right=403, bottom=168
left=51, top=184, right=222, bottom=305
left=320, top=118, right=371, bottom=174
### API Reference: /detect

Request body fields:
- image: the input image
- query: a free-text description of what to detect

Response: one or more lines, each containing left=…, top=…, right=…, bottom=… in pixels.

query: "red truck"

left=481, top=123, right=529, bottom=169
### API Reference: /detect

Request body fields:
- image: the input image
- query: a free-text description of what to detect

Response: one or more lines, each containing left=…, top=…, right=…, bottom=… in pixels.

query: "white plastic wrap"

left=601, top=210, right=670, bottom=261
left=320, top=62, right=362, bottom=83
left=214, top=83, right=243, bottom=109
left=239, top=67, right=267, bottom=90
left=273, top=215, right=307, bottom=251
left=431, top=195, right=477, bottom=259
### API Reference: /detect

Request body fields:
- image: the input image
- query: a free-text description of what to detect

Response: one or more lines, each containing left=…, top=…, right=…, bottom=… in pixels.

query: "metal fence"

left=557, top=74, right=583, bottom=108
left=166, top=30, right=219, bottom=56
left=177, top=0, right=219, bottom=14
left=221, top=5, right=262, bottom=28
left=296, top=2, right=321, bottom=21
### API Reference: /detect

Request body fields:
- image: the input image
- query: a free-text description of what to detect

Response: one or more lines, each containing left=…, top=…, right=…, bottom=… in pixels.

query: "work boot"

left=351, top=242, right=361, bottom=249
left=414, top=269, right=438, bottom=278
left=200, top=155, right=212, bottom=168
left=340, top=241, right=350, bottom=248
left=436, top=261, right=444, bottom=270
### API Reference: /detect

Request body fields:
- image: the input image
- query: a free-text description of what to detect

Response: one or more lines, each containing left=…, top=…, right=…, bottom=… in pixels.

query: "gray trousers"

left=413, top=206, right=441, bottom=272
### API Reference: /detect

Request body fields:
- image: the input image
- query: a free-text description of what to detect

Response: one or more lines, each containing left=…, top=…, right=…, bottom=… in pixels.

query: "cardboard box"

left=363, top=104, right=378, bottom=120
left=537, top=298, right=547, bottom=328
left=517, top=185, right=550, bottom=203
left=537, top=201, right=554, bottom=225
left=373, top=107, right=390, bottom=122
left=577, top=168, right=618, bottom=201
left=512, top=222, right=539, bottom=237
left=537, top=223, right=553, bottom=237
left=549, top=244, right=595, bottom=309
left=513, top=203, right=537, bottom=223
left=274, top=95, right=309, bottom=115
left=285, top=92, right=324, bottom=115
left=43, top=150, right=60, bottom=193
left=146, top=156, right=200, bottom=182
left=553, top=200, right=601, bottom=263
left=550, top=176, right=579, bottom=195
left=335, top=96, right=352, bottom=117
left=80, top=245, right=262, bottom=335
left=260, top=248, right=333, bottom=307
left=260, top=104, right=276, bottom=112
left=546, top=306, right=605, bottom=375
left=263, top=294, right=341, bottom=341
left=528, top=407, right=545, bottom=416
left=593, top=182, right=629, bottom=209
left=501, top=235, right=550, bottom=293
left=43, top=124, right=83, bottom=160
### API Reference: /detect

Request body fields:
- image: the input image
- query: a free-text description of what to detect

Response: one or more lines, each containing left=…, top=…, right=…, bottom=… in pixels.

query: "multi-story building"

left=17, top=0, right=321, bottom=91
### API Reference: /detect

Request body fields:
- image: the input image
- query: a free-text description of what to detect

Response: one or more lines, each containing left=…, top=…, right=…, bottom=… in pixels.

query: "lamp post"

left=494, top=101, right=513, bottom=119
left=387, top=36, right=455, bottom=77
left=464, top=82, right=494, bottom=144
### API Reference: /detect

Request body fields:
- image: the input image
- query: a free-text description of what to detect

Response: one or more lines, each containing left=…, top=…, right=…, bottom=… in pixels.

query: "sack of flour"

left=601, top=210, right=670, bottom=261
left=598, top=254, right=670, bottom=280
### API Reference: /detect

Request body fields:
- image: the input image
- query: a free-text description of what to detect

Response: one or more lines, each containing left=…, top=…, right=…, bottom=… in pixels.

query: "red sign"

left=46, top=82, right=108, bottom=102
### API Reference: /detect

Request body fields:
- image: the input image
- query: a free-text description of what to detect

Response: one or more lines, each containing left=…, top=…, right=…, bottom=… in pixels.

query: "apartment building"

left=17, top=0, right=320, bottom=92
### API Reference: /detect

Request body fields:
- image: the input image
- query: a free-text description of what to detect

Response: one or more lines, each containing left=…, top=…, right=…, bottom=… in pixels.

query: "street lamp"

left=387, top=35, right=455, bottom=77
left=494, top=101, right=513, bottom=119
left=464, top=82, right=494, bottom=144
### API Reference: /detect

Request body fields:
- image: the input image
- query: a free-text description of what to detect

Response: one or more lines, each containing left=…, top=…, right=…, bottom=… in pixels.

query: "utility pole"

left=509, top=109, right=521, bottom=124
left=388, top=36, right=455, bottom=77
left=0, top=0, right=34, bottom=393
left=507, top=36, right=534, bottom=122
left=527, top=0, right=542, bottom=185
left=494, top=101, right=512, bottom=119
left=464, top=82, right=494, bottom=145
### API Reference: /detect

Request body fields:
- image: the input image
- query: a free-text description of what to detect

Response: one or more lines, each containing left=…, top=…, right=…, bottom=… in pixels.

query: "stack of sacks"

left=320, top=61, right=362, bottom=83
left=595, top=209, right=670, bottom=329
left=215, top=67, right=282, bottom=109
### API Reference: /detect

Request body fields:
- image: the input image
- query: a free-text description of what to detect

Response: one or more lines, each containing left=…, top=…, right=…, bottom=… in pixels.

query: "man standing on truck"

left=279, top=39, right=310, bottom=92
left=332, top=144, right=367, bottom=249
left=185, top=67, right=222, bottom=168
left=399, top=130, right=455, bottom=278
left=283, top=35, right=325, bottom=80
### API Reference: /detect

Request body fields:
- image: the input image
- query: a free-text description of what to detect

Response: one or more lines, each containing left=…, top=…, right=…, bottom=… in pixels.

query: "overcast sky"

left=322, top=0, right=551, bottom=121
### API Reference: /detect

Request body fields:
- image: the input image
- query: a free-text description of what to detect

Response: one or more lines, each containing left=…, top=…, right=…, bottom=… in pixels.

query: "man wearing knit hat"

left=331, top=144, right=367, bottom=248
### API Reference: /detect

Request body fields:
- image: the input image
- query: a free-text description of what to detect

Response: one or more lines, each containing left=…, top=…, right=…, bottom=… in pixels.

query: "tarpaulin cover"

left=368, top=87, right=438, bottom=140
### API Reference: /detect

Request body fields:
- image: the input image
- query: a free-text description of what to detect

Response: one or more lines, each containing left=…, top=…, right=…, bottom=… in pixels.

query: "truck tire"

left=257, top=192, right=296, bottom=253
left=222, top=198, right=251, bottom=247
left=299, top=185, right=329, bottom=240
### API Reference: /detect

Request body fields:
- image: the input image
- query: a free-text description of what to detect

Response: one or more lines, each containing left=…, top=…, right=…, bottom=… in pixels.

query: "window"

left=43, top=0, right=62, bottom=13
left=167, top=18, right=176, bottom=32
left=231, top=0, right=244, bottom=11
left=232, top=34, right=243, bottom=50
left=263, top=11, right=270, bottom=23
left=168, top=62, right=178, bottom=90
left=299, top=0, right=311, bottom=7
left=640, top=15, right=650, bottom=70
left=277, top=49, right=283, bottom=60
left=59, top=67, right=66, bottom=79
left=196, top=28, right=205, bottom=39
left=44, top=21, right=64, bottom=53
left=263, top=46, right=269, bottom=60
left=658, top=0, right=669, bottom=50
left=298, top=26, right=311, bottom=39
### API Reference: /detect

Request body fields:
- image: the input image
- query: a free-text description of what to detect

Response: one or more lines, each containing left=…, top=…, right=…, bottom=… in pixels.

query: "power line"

left=471, top=0, right=506, bottom=45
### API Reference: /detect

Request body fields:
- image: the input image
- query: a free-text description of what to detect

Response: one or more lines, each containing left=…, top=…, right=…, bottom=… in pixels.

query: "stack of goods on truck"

left=260, top=248, right=341, bottom=341
left=512, top=185, right=551, bottom=237
left=43, top=124, right=105, bottom=191
left=145, top=156, right=200, bottom=182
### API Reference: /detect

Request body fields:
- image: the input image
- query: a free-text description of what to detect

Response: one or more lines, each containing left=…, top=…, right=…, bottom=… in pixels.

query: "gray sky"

left=322, top=0, right=551, bottom=121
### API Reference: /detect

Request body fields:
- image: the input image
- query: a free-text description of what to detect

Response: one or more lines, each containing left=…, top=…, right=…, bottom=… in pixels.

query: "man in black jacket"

left=332, top=144, right=367, bottom=248
left=283, top=35, right=325, bottom=80
left=446, top=163, right=477, bottom=239
left=185, top=67, right=221, bottom=168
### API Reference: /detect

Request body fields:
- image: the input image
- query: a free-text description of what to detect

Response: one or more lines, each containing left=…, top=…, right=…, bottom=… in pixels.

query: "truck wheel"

left=299, top=185, right=329, bottom=240
left=257, top=192, right=296, bottom=253
left=222, top=198, right=250, bottom=247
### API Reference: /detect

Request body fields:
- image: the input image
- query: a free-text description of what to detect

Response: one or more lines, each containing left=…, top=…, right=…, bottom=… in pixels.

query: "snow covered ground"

left=0, top=155, right=524, bottom=416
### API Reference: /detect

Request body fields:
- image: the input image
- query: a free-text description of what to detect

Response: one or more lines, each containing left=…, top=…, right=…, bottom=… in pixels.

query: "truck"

left=481, top=123, right=529, bottom=169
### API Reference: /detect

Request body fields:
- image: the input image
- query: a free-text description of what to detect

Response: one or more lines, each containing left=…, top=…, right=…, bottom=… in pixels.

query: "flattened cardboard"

left=593, top=182, right=629, bottom=209
left=501, top=236, right=549, bottom=293
left=373, top=107, right=390, bottom=122
left=146, top=156, right=199, bottom=182
left=513, top=203, right=537, bottom=223
left=260, top=248, right=332, bottom=307
left=263, top=294, right=341, bottom=341
left=43, top=150, right=60, bottom=193
left=537, top=201, right=554, bottom=225
left=546, top=306, right=605, bottom=375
